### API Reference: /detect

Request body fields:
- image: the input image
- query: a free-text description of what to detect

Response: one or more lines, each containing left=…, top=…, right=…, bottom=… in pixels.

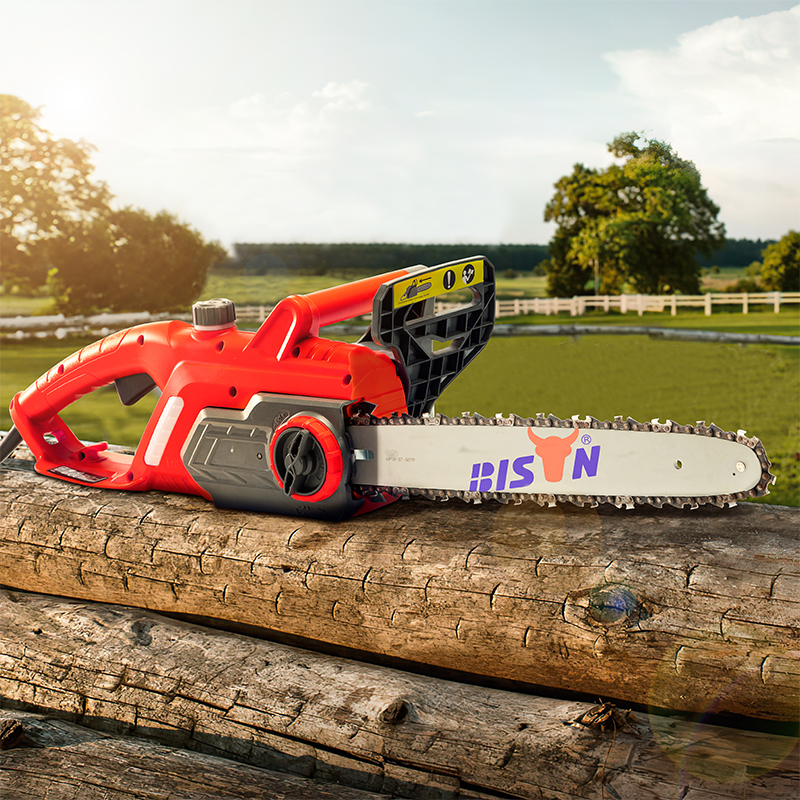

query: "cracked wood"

left=0, top=710, right=401, bottom=800
left=0, top=592, right=796, bottom=800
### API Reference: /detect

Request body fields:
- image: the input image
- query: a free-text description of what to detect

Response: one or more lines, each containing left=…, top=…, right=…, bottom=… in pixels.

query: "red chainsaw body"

left=7, top=257, right=496, bottom=520
left=9, top=271, right=409, bottom=502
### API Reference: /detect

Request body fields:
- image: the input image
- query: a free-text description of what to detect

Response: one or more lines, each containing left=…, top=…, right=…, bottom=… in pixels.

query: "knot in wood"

left=589, top=584, right=643, bottom=626
left=380, top=698, right=412, bottom=725
left=131, top=619, right=154, bottom=646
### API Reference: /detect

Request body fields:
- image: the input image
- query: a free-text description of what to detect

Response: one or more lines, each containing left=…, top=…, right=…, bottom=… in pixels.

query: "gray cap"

left=192, top=298, right=237, bottom=329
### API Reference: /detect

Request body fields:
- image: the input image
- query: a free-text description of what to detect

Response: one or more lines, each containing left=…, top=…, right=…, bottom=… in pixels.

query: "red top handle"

left=247, top=267, right=411, bottom=358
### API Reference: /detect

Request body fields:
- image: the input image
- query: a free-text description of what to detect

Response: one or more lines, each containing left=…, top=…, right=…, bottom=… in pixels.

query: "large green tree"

left=760, top=230, right=799, bottom=292
left=46, top=207, right=228, bottom=315
left=543, top=133, right=725, bottom=296
left=0, top=95, right=111, bottom=293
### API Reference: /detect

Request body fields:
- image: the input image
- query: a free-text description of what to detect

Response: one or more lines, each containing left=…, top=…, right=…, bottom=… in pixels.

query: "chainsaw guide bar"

left=348, top=412, right=775, bottom=510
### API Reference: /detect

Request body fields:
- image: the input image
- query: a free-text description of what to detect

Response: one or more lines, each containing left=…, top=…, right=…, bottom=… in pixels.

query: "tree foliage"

left=543, top=132, right=726, bottom=296
left=760, top=231, right=799, bottom=292
left=697, top=237, right=775, bottom=268
left=46, top=207, right=228, bottom=315
left=2, top=94, right=227, bottom=313
left=0, top=95, right=111, bottom=292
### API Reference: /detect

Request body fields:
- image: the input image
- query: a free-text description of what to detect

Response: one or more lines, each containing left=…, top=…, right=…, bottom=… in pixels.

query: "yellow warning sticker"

left=393, top=260, right=484, bottom=308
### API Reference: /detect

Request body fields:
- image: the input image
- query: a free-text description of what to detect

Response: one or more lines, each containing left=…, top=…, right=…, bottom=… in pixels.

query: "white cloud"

left=229, top=93, right=270, bottom=120
left=604, top=5, right=800, bottom=238
left=311, top=80, right=371, bottom=113
left=604, top=5, right=800, bottom=141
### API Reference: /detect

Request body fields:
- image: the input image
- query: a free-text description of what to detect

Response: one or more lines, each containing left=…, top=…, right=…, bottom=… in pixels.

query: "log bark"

left=0, top=710, right=400, bottom=800
left=0, top=466, right=798, bottom=721
left=1, top=591, right=797, bottom=800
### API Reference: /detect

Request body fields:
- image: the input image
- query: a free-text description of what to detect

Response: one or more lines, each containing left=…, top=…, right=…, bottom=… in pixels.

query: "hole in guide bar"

left=675, top=460, right=683, bottom=470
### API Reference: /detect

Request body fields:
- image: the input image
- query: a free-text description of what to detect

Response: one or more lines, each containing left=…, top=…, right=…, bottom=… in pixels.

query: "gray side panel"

left=181, top=393, right=363, bottom=520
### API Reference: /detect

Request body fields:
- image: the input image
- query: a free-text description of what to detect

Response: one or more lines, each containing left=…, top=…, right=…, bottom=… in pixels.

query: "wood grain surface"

left=1, top=466, right=798, bottom=720
left=1, top=592, right=796, bottom=799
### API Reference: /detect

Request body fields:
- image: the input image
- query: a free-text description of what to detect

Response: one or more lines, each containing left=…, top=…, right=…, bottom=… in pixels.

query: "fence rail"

left=492, top=290, right=800, bottom=318
left=1, top=291, right=798, bottom=339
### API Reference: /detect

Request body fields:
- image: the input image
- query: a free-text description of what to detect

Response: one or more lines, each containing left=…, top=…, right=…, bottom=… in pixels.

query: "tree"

left=760, top=231, right=799, bottom=292
left=543, top=132, right=725, bottom=296
left=0, top=95, right=111, bottom=293
left=46, top=207, right=227, bottom=315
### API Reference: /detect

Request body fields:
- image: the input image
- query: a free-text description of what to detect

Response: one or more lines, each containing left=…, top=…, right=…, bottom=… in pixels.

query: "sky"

left=2, top=0, right=798, bottom=251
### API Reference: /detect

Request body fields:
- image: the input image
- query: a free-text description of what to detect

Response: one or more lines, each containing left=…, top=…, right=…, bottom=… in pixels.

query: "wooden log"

left=0, top=591, right=797, bottom=800
left=0, top=467, right=798, bottom=721
left=0, top=710, right=399, bottom=799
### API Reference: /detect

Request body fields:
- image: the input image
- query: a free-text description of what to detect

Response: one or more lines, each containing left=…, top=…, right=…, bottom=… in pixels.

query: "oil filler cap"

left=192, top=298, right=236, bottom=330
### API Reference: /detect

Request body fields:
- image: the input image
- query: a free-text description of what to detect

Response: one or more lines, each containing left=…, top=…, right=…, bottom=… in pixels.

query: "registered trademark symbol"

left=581, top=434, right=592, bottom=446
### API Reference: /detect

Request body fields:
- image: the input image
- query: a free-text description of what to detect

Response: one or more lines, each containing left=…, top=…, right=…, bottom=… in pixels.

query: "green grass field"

left=1, top=325, right=797, bottom=506
left=503, top=307, right=800, bottom=337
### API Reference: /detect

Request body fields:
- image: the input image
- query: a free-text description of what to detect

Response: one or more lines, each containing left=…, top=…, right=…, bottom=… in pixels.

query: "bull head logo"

left=527, top=428, right=579, bottom=482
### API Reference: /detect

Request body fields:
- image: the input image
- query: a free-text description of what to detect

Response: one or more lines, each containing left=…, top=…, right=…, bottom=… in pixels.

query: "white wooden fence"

left=236, top=291, right=799, bottom=321
left=491, top=291, right=800, bottom=318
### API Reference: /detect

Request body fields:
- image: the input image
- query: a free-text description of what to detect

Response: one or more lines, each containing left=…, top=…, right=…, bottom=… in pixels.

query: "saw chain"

left=348, top=411, right=775, bottom=510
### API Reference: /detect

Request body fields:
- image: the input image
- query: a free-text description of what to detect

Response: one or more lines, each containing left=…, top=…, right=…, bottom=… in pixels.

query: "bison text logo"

left=469, top=429, right=600, bottom=492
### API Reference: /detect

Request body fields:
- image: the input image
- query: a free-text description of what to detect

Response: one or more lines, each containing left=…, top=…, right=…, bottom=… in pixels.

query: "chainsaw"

left=0, top=256, right=775, bottom=520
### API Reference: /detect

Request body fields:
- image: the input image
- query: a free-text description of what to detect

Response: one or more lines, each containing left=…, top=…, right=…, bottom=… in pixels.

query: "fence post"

left=603, top=295, right=609, bottom=313
left=620, top=294, right=627, bottom=315
left=774, top=292, right=781, bottom=313
left=570, top=297, right=578, bottom=317
left=704, top=293, right=712, bottom=316
left=671, top=295, right=677, bottom=316
left=637, top=295, right=645, bottom=316
left=259, top=305, right=267, bottom=322
left=743, top=293, right=748, bottom=315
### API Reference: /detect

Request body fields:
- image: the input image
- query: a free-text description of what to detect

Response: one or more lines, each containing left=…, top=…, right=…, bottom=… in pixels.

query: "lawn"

left=1, top=330, right=797, bottom=507
left=198, top=263, right=748, bottom=307
left=502, top=307, right=800, bottom=337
